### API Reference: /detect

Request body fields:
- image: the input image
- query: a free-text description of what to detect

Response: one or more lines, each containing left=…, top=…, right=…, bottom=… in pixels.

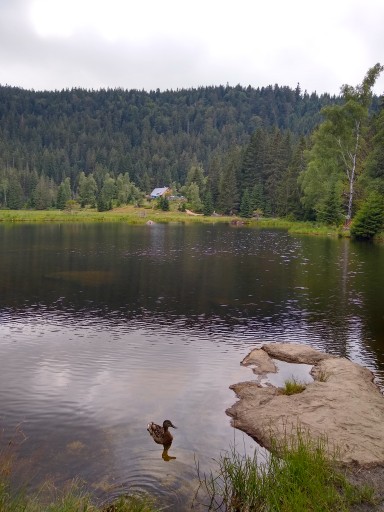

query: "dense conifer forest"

left=0, top=68, right=383, bottom=236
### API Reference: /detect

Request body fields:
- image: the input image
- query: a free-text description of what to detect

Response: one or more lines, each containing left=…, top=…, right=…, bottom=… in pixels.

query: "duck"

left=147, top=419, right=177, bottom=446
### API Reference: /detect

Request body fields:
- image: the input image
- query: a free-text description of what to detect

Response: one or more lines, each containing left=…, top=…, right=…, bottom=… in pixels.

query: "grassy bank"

left=0, top=207, right=233, bottom=225
left=0, top=207, right=344, bottom=236
left=197, top=429, right=375, bottom=511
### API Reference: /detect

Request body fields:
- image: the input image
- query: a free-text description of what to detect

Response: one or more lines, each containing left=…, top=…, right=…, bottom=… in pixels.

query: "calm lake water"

left=0, top=222, right=383, bottom=509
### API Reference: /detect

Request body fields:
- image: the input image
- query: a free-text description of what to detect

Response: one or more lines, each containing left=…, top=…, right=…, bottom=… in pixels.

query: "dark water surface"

left=0, top=223, right=383, bottom=509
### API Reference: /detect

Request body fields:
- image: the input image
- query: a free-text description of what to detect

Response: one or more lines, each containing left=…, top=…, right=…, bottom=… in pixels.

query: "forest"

left=0, top=64, right=383, bottom=237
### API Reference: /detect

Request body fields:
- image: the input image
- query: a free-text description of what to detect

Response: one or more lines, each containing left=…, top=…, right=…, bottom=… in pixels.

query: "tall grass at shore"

left=197, top=428, right=375, bottom=511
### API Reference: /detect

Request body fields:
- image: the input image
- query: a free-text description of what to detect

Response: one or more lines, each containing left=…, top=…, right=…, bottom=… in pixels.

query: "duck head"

left=163, top=420, right=177, bottom=430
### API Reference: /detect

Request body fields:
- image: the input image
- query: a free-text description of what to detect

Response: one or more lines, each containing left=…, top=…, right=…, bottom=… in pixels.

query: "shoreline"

left=0, top=207, right=345, bottom=237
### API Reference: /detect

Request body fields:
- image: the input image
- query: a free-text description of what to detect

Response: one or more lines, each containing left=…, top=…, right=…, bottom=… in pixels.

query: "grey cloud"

left=1, top=0, right=384, bottom=94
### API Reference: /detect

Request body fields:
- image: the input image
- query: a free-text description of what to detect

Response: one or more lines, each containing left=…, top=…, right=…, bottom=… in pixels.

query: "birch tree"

left=301, top=64, right=383, bottom=223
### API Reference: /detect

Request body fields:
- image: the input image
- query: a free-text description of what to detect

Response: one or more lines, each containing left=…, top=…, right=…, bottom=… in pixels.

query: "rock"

left=241, top=348, right=277, bottom=375
left=227, top=343, right=384, bottom=466
left=262, top=342, right=333, bottom=364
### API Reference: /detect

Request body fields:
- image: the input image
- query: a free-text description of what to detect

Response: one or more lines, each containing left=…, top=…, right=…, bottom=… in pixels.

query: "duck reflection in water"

left=147, top=420, right=177, bottom=461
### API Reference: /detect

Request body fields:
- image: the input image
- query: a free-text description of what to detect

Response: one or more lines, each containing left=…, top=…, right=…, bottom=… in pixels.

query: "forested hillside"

left=0, top=72, right=383, bottom=235
left=0, top=84, right=334, bottom=199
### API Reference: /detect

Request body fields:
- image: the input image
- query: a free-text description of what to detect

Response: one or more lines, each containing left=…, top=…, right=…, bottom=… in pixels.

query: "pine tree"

left=56, top=177, right=71, bottom=209
left=240, top=188, right=253, bottom=218
left=0, top=175, right=9, bottom=207
left=202, top=189, right=214, bottom=216
left=351, top=192, right=384, bottom=239
left=316, top=182, right=344, bottom=225
left=185, top=182, right=203, bottom=212
left=239, top=128, right=269, bottom=197
left=207, top=156, right=221, bottom=207
left=97, top=173, right=116, bottom=211
left=32, top=175, right=56, bottom=210
left=8, top=179, right=23, bottom=209
left=217, top=149, right=240, bottom=214
left=365, top=102, right=384, bottom=192
left=251, top=182, right=265, bottom=213
left=78, top=172, right=97, bottom=207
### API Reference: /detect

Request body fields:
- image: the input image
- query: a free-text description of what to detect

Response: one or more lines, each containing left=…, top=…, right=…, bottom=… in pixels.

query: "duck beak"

left=172, top=424, right=177, bottom=429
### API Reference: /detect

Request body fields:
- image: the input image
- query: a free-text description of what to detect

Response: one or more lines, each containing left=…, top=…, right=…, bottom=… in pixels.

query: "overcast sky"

left=1, top=0, right=383, bottom=95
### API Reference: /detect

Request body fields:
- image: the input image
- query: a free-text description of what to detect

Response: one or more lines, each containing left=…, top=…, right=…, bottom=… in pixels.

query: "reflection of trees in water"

left=291, top=237, right=384, bottom=384
left=1, top=224, right=383, bottom=380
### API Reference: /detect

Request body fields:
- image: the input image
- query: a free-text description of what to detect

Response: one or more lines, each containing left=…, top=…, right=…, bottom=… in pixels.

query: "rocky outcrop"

left=227, top=343, right=384, bottom=466
left=241, top=348, right=277, bottom=375
left=262, top=342, right=334, bottom=364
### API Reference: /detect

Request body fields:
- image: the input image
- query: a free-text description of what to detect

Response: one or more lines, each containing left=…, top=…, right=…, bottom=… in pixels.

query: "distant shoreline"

left=3, top=207, right=383, bottom=242
left=0, top=207, right=345, bottom=236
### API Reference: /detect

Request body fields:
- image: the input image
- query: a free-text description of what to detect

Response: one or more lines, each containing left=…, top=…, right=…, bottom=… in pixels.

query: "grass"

left=0, top=206, right=234, bottom=225
left=198, top=428, right=375, bottom=511
left=0, top=480, right=158, bottom=512
left=0, top=206, right=345, bottom=236
left=280, top=377, right=307, bottom=395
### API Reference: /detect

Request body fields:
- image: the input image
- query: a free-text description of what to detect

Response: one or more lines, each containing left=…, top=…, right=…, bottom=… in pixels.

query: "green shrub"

left=351, top=192, right=384, bottom=239
left=155, top=195, right=170, bottom=211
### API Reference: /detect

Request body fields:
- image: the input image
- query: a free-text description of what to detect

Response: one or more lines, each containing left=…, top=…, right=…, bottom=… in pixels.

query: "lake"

left=0, top=222, right=383, bottom=510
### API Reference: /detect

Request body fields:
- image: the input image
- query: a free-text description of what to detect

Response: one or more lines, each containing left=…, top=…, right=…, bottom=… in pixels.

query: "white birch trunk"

left=337, top=120, right=360, bottom=223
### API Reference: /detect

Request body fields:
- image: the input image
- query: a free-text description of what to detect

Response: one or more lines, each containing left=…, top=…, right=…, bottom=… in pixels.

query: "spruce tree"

left=202, top=190, right=214, bottom=216
left=316, top=182, right=343, bottom=225
left=8, top=177, right=24, bottom=209
left=78, top=172, right=97, bottom=208
left=240, top=188, right=253, bottom=218
left=56, top=178, right=71, bottom=209
left=351, top=192, right=384, bottom=239
left=217, top=149, right=240, bottom=214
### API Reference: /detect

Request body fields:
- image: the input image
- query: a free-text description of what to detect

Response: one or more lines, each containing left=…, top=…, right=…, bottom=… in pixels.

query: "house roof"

left=150, top=187, right=168, bottom=198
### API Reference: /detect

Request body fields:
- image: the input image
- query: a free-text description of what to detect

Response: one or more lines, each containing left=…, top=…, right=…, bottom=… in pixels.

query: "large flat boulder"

left=227, top=343, right=384, bottom=466
left=262, top=342, right=333, bottom=364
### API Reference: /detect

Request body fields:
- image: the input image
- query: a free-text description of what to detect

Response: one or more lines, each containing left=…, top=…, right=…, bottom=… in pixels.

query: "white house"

left=150, top=187, right=169, bottom=199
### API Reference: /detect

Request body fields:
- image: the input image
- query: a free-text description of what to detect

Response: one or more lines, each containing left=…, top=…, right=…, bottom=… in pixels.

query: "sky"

left=0, top=0, right=383, bottom=95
